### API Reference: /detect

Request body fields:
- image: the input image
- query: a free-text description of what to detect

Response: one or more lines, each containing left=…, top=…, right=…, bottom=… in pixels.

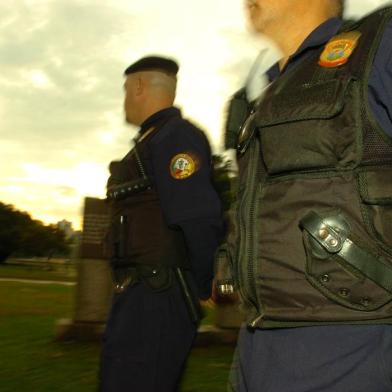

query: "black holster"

left=175, top=268, right=203, bottom=324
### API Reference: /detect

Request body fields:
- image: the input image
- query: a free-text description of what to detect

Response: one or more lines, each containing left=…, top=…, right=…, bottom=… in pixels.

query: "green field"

left=0, top=258, right=76, bottom=282
left=0, top=269, right=235, bottom=391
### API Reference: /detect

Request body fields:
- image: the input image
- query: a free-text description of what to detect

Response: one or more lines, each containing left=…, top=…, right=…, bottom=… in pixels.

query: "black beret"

left=124, top=56, right=179, bottom=76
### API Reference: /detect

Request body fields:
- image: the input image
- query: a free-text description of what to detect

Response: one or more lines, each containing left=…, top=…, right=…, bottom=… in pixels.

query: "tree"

left=0, top=202, right=70, bottom=264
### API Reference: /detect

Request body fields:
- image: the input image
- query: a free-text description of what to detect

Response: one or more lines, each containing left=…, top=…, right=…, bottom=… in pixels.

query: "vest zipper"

left=237, top=136, right=262, bottom=319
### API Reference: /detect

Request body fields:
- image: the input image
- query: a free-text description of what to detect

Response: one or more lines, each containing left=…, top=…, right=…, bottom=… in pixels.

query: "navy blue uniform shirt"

left=266, top=17, right=392, bottom=137
left=139, top=107, right=223, bottom=299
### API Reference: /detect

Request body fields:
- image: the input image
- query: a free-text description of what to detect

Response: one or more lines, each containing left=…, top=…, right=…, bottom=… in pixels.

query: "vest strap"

left=300, top=211, right=392, bottom=293
left=106, top=178, right=152, bottom=200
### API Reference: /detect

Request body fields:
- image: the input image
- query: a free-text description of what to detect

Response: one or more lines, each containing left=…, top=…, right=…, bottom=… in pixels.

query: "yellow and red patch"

left=170, top=153, right=197, bottom=180
left=319, top=31, right=361, bottom=68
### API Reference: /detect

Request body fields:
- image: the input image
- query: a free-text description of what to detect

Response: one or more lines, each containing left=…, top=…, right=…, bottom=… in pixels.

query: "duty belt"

left=112, top=264, right=174, bottom=293
left=111, top=266, right=140, bottom=293
left=111, top=265, right=202, bottom=323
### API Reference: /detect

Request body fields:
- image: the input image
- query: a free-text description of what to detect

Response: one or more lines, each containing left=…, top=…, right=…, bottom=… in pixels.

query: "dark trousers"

left=100, top=281, right=197, bottom=392
left=230, top=324, right=392, bottom=392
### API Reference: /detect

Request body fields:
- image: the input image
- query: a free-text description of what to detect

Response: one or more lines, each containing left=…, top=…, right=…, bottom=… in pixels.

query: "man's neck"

left=139, top=103, right=173, bottom=126
left=274, top=16, right=331, bottom=70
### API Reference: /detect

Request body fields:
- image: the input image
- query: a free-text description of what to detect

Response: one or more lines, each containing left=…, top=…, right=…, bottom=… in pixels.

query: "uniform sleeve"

left=368, top=18, right=392, bottom=138
left=149, top=120, right=224, bottom=298
left=178, top=218, right=223, bottom=299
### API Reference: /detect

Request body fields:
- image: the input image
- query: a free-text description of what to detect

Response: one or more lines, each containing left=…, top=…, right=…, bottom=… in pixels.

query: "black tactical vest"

left=106, top=122, right=188, bottom=269
left=229, top=8, right=392, bottom=328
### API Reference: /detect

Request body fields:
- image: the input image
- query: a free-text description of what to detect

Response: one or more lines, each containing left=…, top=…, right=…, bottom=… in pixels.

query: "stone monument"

left=56, top=197, right=113, bottom=341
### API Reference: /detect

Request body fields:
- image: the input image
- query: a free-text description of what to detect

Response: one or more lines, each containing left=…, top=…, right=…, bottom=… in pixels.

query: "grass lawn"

left=0, top=259, right=77, bottom=282
left=0, top=280, right=235, bottom=391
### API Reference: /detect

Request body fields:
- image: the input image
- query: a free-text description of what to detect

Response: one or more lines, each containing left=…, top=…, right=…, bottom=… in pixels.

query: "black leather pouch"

left=137, top=265, right=173, bottom=292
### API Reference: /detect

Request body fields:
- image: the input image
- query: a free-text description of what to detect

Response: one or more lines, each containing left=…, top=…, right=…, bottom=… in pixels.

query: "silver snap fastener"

left=339, top=288, right=350, bottom=297
left=361, top=297, right=370, bottom=307
left=320, top=274, right=330, bottom=283
left=318, top=228, right=329, bottom=240
left=328, top=238, right=339, bottom=247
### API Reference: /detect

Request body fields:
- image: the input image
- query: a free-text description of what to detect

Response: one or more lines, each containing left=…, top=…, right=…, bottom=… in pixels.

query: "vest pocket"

left=257, top=78, right=361, bottom=174
left=359, top=168, right=392, bottom=250
left=300, top=209, right=392, bottom=311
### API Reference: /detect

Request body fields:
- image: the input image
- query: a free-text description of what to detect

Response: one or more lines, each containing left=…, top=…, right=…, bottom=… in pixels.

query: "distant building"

left=57, top=219, right=74, bottom=240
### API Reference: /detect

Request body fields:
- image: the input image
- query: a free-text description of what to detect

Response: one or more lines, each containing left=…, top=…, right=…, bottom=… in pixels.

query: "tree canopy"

left=0, top=202, right=70, bottom=263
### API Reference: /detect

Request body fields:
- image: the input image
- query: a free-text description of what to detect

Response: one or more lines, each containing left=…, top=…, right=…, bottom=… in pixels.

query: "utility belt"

left=112, top=264, right=202, bottom=323
left=112, top=264, right=172, bottom=293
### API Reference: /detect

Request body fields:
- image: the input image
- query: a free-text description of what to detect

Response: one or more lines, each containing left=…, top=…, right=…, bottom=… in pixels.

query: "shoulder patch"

left=170, top=153, right=197, bottom=180
left=319, top=31, right=362, bottom=68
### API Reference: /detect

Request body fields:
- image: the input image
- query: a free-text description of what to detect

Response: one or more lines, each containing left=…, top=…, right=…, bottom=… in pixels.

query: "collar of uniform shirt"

left=266, top=17, right=344, bottom=82
left=139, top=106, right=181, bottom=134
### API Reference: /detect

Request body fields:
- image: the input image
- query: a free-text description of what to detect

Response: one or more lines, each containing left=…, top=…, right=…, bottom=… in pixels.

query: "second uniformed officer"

left=100, top=56, right=223, bottom=391
left=221, top=0, right=392, bottom=391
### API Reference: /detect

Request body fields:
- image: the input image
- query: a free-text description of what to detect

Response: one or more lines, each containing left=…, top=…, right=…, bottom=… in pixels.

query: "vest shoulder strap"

left=341, top=6, right=392, bottom=81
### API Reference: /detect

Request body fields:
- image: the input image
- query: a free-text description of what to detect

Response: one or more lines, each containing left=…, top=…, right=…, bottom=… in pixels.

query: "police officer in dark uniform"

left=220, top=1, right=392, bottom=391
left=100, top=56, right=223, bottom=392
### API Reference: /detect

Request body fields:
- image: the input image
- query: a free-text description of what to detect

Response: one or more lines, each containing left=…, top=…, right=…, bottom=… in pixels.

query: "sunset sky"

left=0, top=0, right=388, bottom=230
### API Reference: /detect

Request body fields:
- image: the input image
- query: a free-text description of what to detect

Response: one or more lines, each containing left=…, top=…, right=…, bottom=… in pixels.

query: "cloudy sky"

left=0, top=0, right=389, bottom=230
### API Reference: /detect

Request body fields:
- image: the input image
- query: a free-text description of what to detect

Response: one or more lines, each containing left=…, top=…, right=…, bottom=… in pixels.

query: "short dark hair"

left=124, top=56, right=179, bottom=76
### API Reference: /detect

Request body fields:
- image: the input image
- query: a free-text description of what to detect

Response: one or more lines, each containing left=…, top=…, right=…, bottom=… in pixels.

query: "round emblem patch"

left=170, top=153, right=196, bottom=180
left=319, top=31, right=361, bottom=68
